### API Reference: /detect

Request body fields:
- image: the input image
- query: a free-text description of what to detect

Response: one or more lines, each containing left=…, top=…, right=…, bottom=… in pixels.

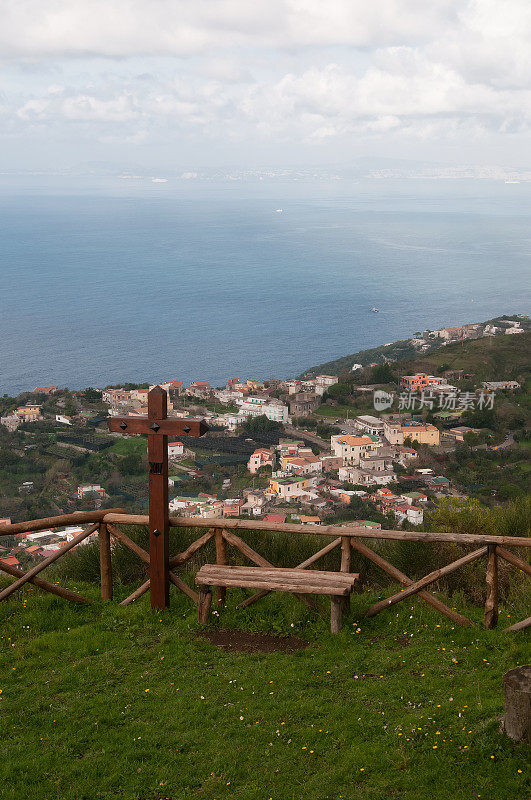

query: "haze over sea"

left=1, top=176, right=529, bottom=396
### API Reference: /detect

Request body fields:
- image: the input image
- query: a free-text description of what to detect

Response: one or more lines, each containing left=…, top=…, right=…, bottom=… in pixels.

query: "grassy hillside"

left=0, top=583, right=529, bottom=800
left=399, top=331, right=531, bottom=384
left=305, top=316, right=530, bottom=378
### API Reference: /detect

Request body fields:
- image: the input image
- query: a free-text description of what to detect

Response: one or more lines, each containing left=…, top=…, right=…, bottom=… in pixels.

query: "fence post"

left=99, top=522, right=113, bottom=601
left=340, top=536, right=352, bottom=611
left=215, top=528, right=227, bottom=607
left=484, top=544, right=498, bottom=629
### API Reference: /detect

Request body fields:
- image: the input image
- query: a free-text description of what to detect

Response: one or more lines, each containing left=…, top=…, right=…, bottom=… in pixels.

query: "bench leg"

left=341, top=591, right=351, bottom=615
left=330, top=597, right=342, bottom=634
left=198, top=588, right=212, bottom=625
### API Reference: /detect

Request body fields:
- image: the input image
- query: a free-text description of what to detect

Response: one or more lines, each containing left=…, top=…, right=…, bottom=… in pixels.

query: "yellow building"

left=401, top=424, right=440, bottom=446
left=268, top=476, right=310, bottom=500
left=15, top=405, right=41, bottom=422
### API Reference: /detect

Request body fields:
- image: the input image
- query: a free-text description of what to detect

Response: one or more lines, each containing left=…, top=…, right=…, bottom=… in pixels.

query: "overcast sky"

left=1, top=1, right=531, bottom=171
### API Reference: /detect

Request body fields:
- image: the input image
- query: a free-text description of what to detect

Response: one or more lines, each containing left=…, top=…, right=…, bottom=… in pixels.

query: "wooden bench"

left=195, top=564, right=359, bottom=633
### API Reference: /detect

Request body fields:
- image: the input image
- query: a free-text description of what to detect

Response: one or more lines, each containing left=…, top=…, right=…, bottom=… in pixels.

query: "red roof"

left=1, top=556, right=20, bottom=566
left=168, top=441, right=183, bottom=447
left=263, top=515, right=286, bottom=524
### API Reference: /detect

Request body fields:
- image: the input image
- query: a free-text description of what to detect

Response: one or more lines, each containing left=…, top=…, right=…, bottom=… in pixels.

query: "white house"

left=213, top=414, right=240, bottom=431
left=339, top=465, right=396, bottom=486
left=77, top=484, right=105, bottom=499
left=283, top=456, right=323, bottom=476
left=406, top=507, right=424, bottom=525
left=238, top=398, right=289, bottom=424
left=168, top=442, right=184, bottom=459
left=331, top=434, right=381, bottom=465
left=353, top=415, right=384, bottom=436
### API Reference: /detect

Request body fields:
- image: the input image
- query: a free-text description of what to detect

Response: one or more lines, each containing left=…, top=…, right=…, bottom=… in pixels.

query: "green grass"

left=109, top=437, right=148, bottom=457
left=313, top=404, right=372, bottom=419
left=0, top=583, right=529, bottom=800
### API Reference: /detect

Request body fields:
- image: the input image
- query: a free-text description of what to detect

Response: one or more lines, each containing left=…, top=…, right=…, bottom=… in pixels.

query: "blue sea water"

left=0, top=176, right=529, bottom=395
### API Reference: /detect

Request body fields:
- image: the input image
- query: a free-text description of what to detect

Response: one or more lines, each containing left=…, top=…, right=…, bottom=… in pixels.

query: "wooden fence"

left=0, top=511, right=529, bottom=632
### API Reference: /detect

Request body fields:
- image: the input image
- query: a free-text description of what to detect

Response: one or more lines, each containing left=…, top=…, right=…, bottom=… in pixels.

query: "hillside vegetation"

left=399, top=332, right=531, bottom=384
left=306, top=317, right=529, bottom=378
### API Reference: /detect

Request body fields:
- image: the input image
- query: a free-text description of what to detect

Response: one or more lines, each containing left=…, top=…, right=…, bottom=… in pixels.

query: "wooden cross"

left=108, top=386, right=208, bottom=609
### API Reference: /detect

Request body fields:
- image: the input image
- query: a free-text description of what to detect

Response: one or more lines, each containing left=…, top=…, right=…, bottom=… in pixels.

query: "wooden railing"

left=1, top=511, right=529, bottom=632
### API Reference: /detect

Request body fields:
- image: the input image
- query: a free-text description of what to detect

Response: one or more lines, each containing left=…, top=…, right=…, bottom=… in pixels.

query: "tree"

left=371, top=363, right=394, bottom=384
left=316, top=422, right=339, bottom=438
left=242, top=415, right=282, bottom=435
left=463, top=431, right=480, bottom=446
left=83, top=388, right=102, bottom=401
left=463, top=407, right=497, bottom=430
left=119, top=453, right=144, bottom=476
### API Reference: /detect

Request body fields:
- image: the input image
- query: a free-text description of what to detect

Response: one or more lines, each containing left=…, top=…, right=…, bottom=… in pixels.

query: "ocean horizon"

left=0, top=176, right=529, bottom=395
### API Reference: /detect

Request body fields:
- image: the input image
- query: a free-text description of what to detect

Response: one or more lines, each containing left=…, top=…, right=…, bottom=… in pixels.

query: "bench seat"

left=195, top=564, right=359, bottom=633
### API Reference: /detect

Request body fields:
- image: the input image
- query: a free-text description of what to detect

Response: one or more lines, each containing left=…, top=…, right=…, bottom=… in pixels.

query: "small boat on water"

left=371, top=307, right=379, bottom=313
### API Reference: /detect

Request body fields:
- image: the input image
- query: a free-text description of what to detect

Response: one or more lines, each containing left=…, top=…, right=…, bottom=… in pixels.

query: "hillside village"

left=0, top=315, right=529, bottom=568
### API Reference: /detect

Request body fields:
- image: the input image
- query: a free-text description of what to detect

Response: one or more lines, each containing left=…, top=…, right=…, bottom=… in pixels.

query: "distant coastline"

left=3, top=314, right=528, bottom=398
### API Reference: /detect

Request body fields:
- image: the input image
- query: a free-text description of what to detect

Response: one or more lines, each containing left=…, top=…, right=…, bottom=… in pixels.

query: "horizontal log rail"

left=101, top=513, right=531, bottom=548
left=1, top=510, right=528, bottom=632
left=0, top=509, right=125, bottom=537
left=98, top=513, right=528, bottom=631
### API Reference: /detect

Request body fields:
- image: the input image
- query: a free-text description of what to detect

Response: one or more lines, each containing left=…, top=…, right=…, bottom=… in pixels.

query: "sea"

left=0, top=175, right=529, bottom=396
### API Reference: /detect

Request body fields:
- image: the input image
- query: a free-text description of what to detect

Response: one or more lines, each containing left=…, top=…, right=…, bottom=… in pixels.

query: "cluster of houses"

left=0, top=519, right=97, bottom=568
left=1, top=403, right=43, bottom=431
left=100, top=374, right=341, bottom=429
left=164, top=423, right=431, bottom=526
left=409, top=318, right=526, bottom=352
left=238, top=420, right=432, bottom=524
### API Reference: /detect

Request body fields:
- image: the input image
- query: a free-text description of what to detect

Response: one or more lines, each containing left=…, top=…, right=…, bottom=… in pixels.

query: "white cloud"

left=0, top=1, right=460, bottom=58
left=1, top=1, right=530, bottom=163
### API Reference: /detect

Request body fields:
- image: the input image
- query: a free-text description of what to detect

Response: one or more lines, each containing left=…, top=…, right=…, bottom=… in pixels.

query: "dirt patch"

left=395, top=636, right=411, bottom=648
left=196, top=628, right=309, bottom=654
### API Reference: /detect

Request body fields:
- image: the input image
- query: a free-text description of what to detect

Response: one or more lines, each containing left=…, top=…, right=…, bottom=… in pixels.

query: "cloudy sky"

left=1, top=0, right=531, bottom=171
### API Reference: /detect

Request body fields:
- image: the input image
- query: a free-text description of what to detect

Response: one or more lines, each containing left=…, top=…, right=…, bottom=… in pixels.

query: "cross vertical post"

left=147, top=386, right=169, bottom=609
left=107, top=386, right=208, bottom=610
